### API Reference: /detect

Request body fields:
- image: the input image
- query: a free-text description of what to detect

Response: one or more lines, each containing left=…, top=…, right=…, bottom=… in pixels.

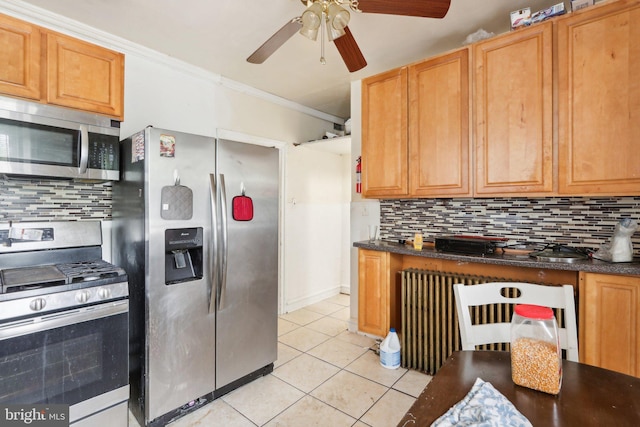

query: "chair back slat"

left=453, top=282, right=579, bottom=362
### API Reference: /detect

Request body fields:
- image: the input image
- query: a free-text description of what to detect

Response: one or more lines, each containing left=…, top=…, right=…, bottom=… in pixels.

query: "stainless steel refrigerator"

left=112, top=126, right=279, bottom=427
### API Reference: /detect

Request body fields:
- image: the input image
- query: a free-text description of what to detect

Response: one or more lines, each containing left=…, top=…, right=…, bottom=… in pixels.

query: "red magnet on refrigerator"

left=232, top=183, right=253, bottom=221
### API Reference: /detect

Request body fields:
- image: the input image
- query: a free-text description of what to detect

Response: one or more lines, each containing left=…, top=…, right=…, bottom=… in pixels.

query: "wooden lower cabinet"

left=358, top=249, right=402, bottom=337
left=580, top=272, right=640, bottom=377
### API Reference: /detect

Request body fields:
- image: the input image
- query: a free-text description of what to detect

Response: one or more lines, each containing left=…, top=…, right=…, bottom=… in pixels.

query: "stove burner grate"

left=1, top=260, right=127, bottom=294
left=56, top=260, right=126, bottom=282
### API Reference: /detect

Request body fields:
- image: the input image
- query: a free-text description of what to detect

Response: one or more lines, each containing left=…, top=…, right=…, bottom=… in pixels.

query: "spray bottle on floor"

left=380, top=328, right=401, bottom=369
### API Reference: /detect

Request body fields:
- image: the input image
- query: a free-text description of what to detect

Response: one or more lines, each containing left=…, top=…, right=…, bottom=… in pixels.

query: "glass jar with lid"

left=510, top=304, right=562, bottom=394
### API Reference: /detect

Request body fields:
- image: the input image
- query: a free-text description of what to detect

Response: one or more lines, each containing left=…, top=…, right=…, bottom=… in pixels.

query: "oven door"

left=0, top=300, right=128, bottom=415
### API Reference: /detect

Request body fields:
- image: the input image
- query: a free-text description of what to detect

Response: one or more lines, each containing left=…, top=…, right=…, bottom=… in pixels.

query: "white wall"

left=340, top=154, right=352, bottom=294
left=120, top=56, right=335, bottom=144
left=283, top=144, right=351, bottom=312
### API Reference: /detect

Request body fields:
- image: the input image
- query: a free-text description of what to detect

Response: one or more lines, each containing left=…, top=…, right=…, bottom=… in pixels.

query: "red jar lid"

left=514, top=304, right=554, bottom=320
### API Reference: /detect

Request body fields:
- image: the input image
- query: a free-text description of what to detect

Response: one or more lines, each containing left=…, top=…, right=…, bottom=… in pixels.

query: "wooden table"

left=398, top=351, right=640, bottom=426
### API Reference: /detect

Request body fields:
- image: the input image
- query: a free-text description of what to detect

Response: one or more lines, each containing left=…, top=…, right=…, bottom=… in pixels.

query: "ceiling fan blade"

left=247, top=18, right=303, bottom=64
left=334, top=27, right=367, bottom=73
left=358, top=0, right=451, bottom=19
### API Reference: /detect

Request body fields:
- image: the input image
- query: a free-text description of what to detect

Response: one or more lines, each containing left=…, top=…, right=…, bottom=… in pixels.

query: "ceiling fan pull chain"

left=320, top=11, right=326, bottom=64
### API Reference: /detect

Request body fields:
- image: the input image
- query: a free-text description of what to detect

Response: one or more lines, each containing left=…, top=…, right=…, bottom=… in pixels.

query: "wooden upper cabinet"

left=0, top=14, right=41, bottom=100
left=0, top=14, right=124, bottom=120
left=557, top=0, right=640, bottom=195
left=47, top=32, right=124, bottom=120
left=362, top=67, right=408, bottom=197
left=474, top=22, right=553, bottom=195
left=409, top=48, right=471, bottom=197
left=580, top=272, right=640, bottom=377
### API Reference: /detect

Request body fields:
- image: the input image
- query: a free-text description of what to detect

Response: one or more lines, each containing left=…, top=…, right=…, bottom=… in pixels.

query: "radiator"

left=400, top=269, right=566, bottom=375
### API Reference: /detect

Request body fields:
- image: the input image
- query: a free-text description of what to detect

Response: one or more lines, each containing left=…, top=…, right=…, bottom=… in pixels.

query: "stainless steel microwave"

left=0, top=96, right=120, bottom=181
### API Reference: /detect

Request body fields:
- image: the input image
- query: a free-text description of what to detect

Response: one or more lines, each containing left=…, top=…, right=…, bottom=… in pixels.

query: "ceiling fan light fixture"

left=326, top=18, right=346, bottom=42
left=326, top=21, right=346, bottom=41
left=299, top=25, right=319, bottom=41
left=299, top=2, right=323, bottom=40
left=328, top=3, right=350, bottom=30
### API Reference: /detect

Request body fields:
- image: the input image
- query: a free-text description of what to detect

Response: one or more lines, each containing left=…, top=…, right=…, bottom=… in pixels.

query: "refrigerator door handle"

left=218, top=174, right=228, bottom=311
left=208, top=173, right=219, bottom=313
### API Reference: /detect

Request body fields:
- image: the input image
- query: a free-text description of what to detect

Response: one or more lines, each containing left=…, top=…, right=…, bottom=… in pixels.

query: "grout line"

left=272, top=307, right=431, bottom=425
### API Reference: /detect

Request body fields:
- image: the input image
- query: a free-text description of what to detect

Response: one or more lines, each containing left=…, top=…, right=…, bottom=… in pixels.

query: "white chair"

left=453, top=282, right=579, bottom=362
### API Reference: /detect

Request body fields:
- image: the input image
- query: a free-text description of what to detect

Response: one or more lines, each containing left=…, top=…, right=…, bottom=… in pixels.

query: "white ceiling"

left=16, top=0, right=565, bottom=120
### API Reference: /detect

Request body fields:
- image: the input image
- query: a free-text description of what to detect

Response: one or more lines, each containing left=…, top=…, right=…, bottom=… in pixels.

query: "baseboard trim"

left=284, top=286, right=342, bottom=313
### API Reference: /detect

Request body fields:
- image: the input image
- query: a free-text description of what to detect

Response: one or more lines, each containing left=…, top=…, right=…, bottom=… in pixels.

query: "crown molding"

left=0, top=0, right=343, bottom=124
left=217, top=129, right=286, bottom=150
left=218, top=76, right=343, bottom=124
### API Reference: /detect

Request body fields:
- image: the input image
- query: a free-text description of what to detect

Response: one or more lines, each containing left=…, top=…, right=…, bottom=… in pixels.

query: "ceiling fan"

left=247, top=0, right=451, bottom=72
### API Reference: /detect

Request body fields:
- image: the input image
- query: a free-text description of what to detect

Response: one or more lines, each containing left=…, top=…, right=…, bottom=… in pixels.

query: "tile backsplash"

left=380, top=197, right=640, bottom=252
left=1, top=178, right=112, bottom=221
left=3, top=178, right=640, bottom=256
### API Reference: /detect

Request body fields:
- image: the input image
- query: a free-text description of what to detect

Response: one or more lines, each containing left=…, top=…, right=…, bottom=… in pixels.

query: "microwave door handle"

left=79, top=125, right=89, bottom=174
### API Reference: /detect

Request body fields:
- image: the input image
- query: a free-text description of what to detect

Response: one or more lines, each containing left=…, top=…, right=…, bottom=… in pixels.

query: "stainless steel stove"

left=0, top=221, right=129, bottom=427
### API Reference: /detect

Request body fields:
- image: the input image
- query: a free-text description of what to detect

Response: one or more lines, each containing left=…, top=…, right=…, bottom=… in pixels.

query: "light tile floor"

left=130, top=293, right=432, bottom=426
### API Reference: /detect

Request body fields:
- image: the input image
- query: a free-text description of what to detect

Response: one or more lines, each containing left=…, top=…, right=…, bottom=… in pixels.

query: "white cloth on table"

left=430, top=377, right=532, bottom=427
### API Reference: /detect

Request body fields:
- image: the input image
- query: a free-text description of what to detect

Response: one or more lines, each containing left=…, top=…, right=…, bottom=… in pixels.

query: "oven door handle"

left=0, top=300, right=128, bottom=341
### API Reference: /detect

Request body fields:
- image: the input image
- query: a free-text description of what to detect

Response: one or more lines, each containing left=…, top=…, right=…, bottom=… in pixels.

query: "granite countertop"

left=353, top=240, right=640, bottom=276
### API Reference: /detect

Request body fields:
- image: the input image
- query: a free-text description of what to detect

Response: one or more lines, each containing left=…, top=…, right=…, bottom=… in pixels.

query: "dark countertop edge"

left=353, top=241, right=640, bottom=276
